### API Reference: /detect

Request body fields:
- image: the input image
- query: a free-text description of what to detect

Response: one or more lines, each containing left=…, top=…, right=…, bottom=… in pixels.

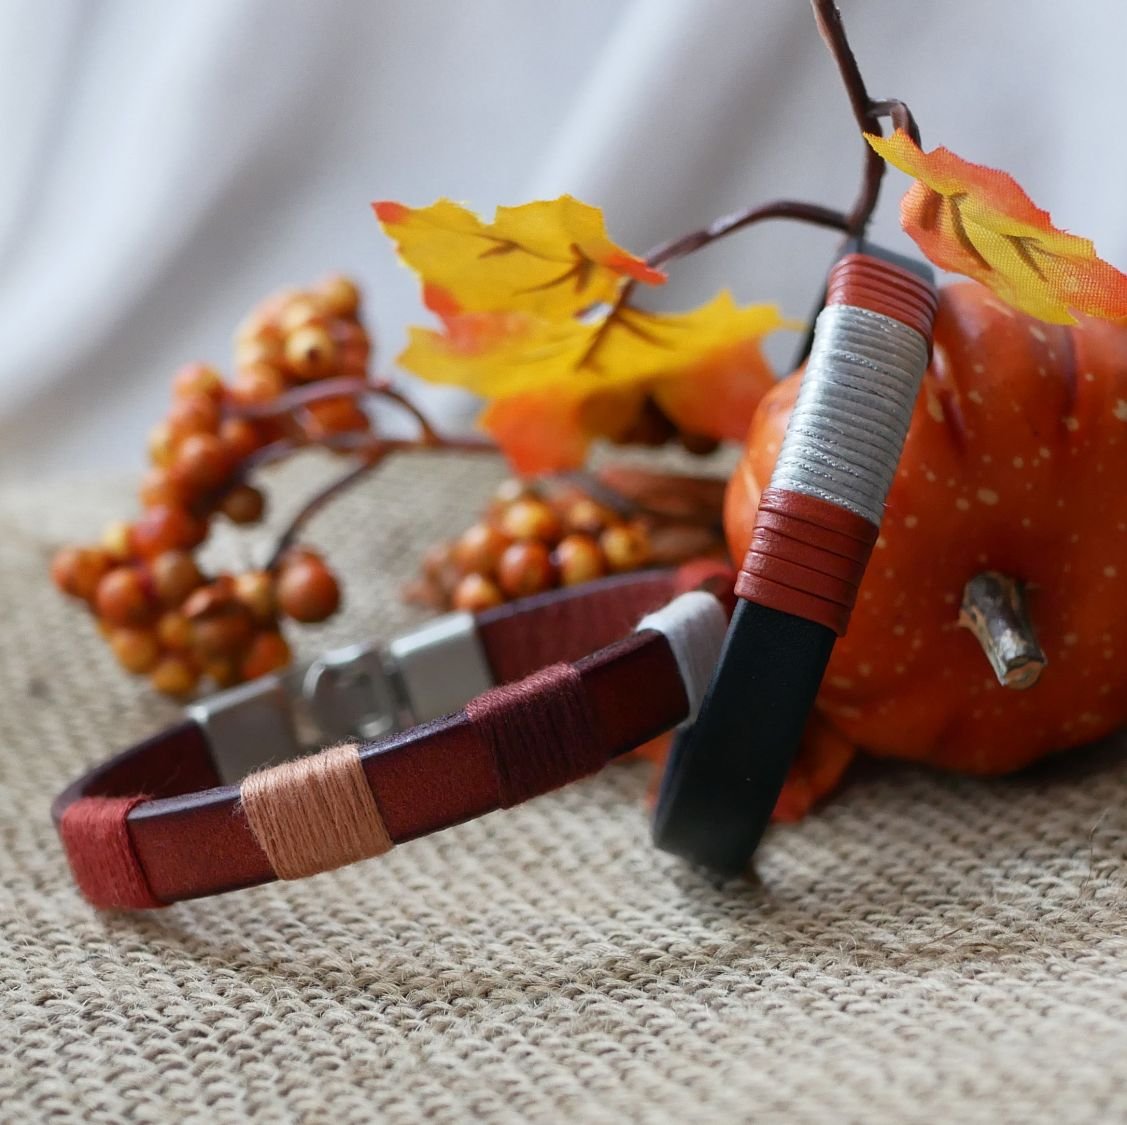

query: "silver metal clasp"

left=187, top=611, right=495, bottom=784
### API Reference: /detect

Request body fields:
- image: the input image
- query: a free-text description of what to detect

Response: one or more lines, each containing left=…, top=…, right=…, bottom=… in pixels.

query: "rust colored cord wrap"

left=736, top=487, right=879, bottom=636
left=465, top=663, right=603, bottom=807
left=239, top=742, right=393, bottom=880
left=737, top=252, right=937, bottom=636
left=58, top=796, right=162, bottom=910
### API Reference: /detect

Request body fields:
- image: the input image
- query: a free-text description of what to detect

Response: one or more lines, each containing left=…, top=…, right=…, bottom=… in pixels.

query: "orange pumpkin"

left=725, top=280, right=1127, bottom=819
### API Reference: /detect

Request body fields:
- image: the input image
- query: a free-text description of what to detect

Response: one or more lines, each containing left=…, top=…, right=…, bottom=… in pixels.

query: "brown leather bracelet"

left=53, top=561, right=734, bottom=909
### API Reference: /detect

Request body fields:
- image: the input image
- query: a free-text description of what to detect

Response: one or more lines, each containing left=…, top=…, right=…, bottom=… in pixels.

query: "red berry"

left=452, top=523, right=511, bottom=576
left=599, top=524, right=651, bottom=572
left=229, top=363, right=287, bottom=407
left=284, top=325, right=337, bottom=380
left=554, top=534, right=605, bottom=586
left=241, top=631, right=292, bottom=680
left=277, top=557, right=341, bottom=622
left=130, top=505, right=207, bottom=559
left=172, top=363, right=223, bottom=401
left=171, top=433, right=234, bottom=494
left=109, top=627, right=160, bottom=674
left=498, top=498, right=562, bottom=543
left=149, top=550, right=203, bottom=605
left=497, top=541, right=555, bottom=598
left=304, top=397, right=369, bottom=436
left=219, top=417, right=265, bottom=462
left=139, top=467, right=188, bottom=509
left=151, top=654, right=200, bottom=698
left=51, top=547, right=112, bottom=602
left=220, top=484, right=266, bottom=525
left=157, top=611, right=193, bottom=651
left=167, top=393, right=221, bottom=441
left=317, top=274, right=361, bottom=318
left=95, top=567, right=157, bottom=627
left=451, top=573, right=505, bottom=612
left=234, top=571, right=276, bottom=622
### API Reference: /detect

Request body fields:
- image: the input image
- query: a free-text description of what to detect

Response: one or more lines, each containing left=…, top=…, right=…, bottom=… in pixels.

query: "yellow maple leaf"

left=865, top=129, right=1127, bottom=325
left=399, top=291, right=784, bottom=473
left=373, top=195, right=666, bottom=319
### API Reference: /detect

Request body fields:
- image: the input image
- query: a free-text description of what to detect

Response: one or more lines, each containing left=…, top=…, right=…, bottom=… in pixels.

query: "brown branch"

left=641, top=1, right=921, bottom=269
left=958, top=571, right=1047, bottom=690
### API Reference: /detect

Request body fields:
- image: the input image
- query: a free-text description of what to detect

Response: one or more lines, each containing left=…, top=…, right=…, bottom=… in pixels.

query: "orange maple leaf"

left=865, top=129, right=1127, bottom=324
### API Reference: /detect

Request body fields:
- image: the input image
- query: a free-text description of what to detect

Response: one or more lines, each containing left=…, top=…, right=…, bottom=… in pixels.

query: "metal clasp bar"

left=187, top=611, right=493, bottom=784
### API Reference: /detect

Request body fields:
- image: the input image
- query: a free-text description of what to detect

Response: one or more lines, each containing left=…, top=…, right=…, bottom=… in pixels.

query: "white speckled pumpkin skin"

left=726, top=281, right=1127, bottom=773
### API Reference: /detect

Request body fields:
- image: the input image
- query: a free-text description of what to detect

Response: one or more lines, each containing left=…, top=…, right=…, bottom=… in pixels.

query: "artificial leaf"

left=865, top=129, right=1127, bottom=325
left=405, top=292, right=784, bottom=473
left=400, top=290, right=783, bottom=399
left=373, top=196, right=666, bottom=319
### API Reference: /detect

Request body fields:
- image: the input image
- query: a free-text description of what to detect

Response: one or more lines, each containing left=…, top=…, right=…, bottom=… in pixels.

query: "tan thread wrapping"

left=239, top=742, right=392, bottom=880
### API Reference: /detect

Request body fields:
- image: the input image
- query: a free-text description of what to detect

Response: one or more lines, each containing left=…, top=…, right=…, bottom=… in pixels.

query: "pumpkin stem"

left=958, top=572, right=1047, bottom=690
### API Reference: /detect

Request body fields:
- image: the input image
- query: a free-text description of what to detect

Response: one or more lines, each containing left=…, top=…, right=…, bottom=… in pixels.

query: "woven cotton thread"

left=239, top=741, right=392, bottom=880
left=465, top=663, right=602, bottom=806
left=636, top=592, right=728, bottom=723
left=770, top=303, right=929, bottom=525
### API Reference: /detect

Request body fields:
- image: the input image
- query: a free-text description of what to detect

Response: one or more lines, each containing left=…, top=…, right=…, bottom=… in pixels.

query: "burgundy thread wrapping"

left=465, top=663, right=604, bottom=807
left=736, top=487, right=879, bottom=636
left=59, top=796, right=162, bottom=910
left=239, top=742, right=393, bottom=880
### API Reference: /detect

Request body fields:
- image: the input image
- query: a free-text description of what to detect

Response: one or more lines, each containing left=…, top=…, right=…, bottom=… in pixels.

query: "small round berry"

left=109, top=627, right=160, bottom=674
left=285, top=324, right=337, bottom=380
left=100, top=520, right=134, bottom=563
left=497, top=541, right=555, bottom=598
left=234, top=335, right=284, bottom=371
left=599, top=524, right=652, bottom=572
left=149, top=550, right=203, bottom=606
left=147, top=421, right=175, bottom=467
left=156, top=611, right=193, bottom=652
left=203, top=657, right=241, bottom=689
left=51, top=546, right=112, bottom=602
left=329, top=319, right=370, bottom=357
left=138, top=467, right=188, bottom=509
left=451, top=573, right=505, bottom=612
left=317, top=274, right=361, bottom=318
left=241, top=631, right=292, bottom=680
left=167, top=393, right=221, bottom=441
left=151, top=654, right=200, bottom=698
left=277, top=556, right=341, bottom=623
left=130, top=505, right=207, bottom=559
left=192, top=610, right=254, bottom=659
left=452, top=523, right=511, bottom=576
left=219, top=417, right=264, bottom=462
left=95, top=567, right=157, bottom=627
left=229, top=363, right=287, bottom=406
left=234, top=571, right=276, bottom=623
left=172, top=363, right=223, bottom=401
left=498, top=498, right=562, bottom=543
left=279, top=296, right=324, bottom=335
left=563, top=498, right=616, bottom=536
left=220, top=484, right=266, bottom=525
left=554, top=534, right=605, bottom=586
left=171, top=433, right=234, bottom=494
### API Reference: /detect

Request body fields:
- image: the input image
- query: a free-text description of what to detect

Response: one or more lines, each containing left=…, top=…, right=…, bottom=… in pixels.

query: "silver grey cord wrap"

left=768, top=304, right=930, bottom=525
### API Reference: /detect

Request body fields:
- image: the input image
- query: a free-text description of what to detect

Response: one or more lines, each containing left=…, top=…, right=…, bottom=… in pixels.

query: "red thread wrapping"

left=465, top=663, right=603, bottom=807
left=735, top=487, right=879, bottom=636
left=825, top=253, right=938, bottom=342
left=58, top=796, right=162, bottom=910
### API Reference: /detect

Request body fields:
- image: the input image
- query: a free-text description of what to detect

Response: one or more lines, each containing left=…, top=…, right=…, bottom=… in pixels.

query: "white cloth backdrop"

left=1, top=0, right=1124, bottom=486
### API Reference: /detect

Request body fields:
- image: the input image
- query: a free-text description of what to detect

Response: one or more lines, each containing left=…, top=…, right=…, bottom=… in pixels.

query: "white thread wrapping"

left=769, top=303, right=929, bottom=524
left=636, top=591, right=728, bottom=724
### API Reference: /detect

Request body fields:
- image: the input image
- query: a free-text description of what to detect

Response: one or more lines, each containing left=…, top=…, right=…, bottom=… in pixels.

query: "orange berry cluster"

left=412, top=478, right=723, bottom=612
left=50, top=275, right=368, bottom=697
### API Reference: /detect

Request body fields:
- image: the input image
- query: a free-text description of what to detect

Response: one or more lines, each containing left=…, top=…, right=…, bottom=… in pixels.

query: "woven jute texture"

left=3, top=452, right=1127, bottom=1124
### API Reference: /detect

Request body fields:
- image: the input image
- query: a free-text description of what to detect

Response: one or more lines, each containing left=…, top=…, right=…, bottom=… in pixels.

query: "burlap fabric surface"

left=2, top=452, right=1126, bottom=1124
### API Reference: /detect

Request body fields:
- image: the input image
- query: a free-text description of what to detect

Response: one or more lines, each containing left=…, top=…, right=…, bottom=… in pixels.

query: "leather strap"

left=54, top=562, right=734, bottom=908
